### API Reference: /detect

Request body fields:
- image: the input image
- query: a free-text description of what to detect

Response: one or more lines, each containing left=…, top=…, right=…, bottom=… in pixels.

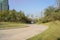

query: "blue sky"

left=9, top=0, right=56, bottom=18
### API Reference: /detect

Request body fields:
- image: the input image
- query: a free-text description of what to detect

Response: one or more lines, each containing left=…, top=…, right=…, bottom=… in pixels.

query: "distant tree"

left=44, top=6, right=56, bottom=21
left=0, top=10, right=33, bottom=23
left=38, top=6, right=60, bottom=23
left=57, top=0, right=60, bottom=8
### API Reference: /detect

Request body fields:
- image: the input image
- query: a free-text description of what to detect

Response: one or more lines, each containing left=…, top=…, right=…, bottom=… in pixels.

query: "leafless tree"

left=57, top=0, right=60, bottom=9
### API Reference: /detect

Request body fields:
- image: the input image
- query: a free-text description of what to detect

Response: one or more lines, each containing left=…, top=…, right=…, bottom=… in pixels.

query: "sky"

left=9, top=0, right=56, bottom=18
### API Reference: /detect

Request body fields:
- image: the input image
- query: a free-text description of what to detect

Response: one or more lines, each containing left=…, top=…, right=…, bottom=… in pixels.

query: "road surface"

left=0, top=24, right=48, bottom=40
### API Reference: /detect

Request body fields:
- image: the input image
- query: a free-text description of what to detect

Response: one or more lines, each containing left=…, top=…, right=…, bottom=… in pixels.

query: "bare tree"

left=57, top=0, right=60, bottom=9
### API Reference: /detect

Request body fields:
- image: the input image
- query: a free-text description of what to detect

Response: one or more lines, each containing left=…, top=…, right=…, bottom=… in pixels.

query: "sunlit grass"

left=27, top=21, right=60, bottom=40
left=0, top=22, right=26, bottom=29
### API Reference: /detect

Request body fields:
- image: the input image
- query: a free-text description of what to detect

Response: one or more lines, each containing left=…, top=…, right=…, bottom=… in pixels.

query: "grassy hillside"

left=27, top=21, right=60, bottom=40
left=0, top=22, right=26, bottom=29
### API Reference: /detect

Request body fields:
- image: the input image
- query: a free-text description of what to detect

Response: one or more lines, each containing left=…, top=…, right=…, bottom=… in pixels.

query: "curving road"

left=0, top=24, right=48, bottom=40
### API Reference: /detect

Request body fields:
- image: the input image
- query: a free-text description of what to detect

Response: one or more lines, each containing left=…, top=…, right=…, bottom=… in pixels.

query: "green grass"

left=27, top=21, right=60, bottom=40
left=0, top=22, right=27, bottom=29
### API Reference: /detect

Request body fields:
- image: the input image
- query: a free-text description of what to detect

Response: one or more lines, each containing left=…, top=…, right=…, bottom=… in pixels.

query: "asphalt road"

left=0, top=24, right=48, bottom=40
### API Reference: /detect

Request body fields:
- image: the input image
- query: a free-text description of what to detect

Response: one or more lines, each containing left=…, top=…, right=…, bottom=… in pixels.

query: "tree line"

left=38, top=6, right=60, bottom=23
left=0, top=10, right=32, bottom=23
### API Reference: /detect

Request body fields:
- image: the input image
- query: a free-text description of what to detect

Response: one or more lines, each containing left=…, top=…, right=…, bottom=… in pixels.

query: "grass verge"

left=0, top=22, right=27, bottom=29
left=27, top=21, right=60, bottom=40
